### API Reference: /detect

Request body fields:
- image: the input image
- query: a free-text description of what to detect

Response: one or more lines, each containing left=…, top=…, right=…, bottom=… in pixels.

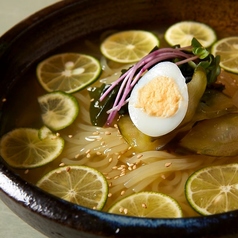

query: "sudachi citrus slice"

left=38, top=91, right=79, bottom=131
left=108, top=191, right=182, bottom=218
left=165, top=21, right=216, bottom=48
left=0, top=128, right=64, bottom=169
left=37, top=165, right=108, bottom=210
left=185, top=163, right=238, bottom=215
left=211, top=36, right=238, bottom=74
left=100, top=30, right=159, bottom=63
left=37, top=53, right=101, bottom=93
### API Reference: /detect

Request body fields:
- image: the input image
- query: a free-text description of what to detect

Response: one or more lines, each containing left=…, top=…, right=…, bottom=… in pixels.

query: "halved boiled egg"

left=128, top=61, right=189, bottom=137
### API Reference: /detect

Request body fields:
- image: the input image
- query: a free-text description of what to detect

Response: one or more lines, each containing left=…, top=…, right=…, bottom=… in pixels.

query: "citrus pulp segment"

left=185, top=163, right=238, bottom=215
left=100, top=30, right=159, bottom=63
left=0, top=128, right=64, bottom=169
left=38, top=91, right=79, bottom=131
left=108, top=191, right=182, bottom=218
left=37, top=165, right=108, bottom=210
left=211, top=37, right=238, bottom=74
left=165, top=21, right=216, bottom=48
left=37, top=53, right=101, bottom=93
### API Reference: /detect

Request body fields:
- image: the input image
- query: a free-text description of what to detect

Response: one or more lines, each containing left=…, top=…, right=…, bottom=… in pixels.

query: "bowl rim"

left=1, top=159, right=238, bottom=237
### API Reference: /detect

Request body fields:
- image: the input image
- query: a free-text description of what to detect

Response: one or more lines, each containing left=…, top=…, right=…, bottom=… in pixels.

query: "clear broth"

left=1, top=27, right=238, bottom=218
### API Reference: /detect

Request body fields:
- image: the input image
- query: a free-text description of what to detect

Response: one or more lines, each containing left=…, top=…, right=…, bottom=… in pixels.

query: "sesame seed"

left=108, top=157, right=113, bottom=163
left=112, top=166, right=118, bottom=170
left=137, top=154, right=143, bottom=159
left=119, top=207, right=124, bottom=213
left=90, top=98, right=95, bottom=102
left=96, top=151, right=102, bottom=155
left=93, top=131, right=100, bottom=135
left=2, top=98, right=6, bottom=102
left=106, top=176, right=111, bottom=180
left=85, top=149, right=91, bottom=154
left=120, top=190, right=125, bottom=196
left=120, top=172, right=126, bottom=177
left=66, top=167, right=71, bottom=172
left=59, top=162, right=65, bottom=167
left=165, top=162, right=172, bottom=167
left=114, top=175, right=119, bottom=180
left=142, top=203, right=147, bottom=208
left=121, top=168, right=126, bottom=173
left=132, top=164, right=137, bottom=170
left=108, top=182, right=112, bottom=187
left=161, top=174, right=166, bottom=179
left=108, top=193, right=112, bottom=198
left=105, top=131, right=111, bottom=135
left=75, top=154, right=80, bottom=158
left=123, top=208, right=128, bottom=214
left=93, top=206, right=96, bottom=209
left=56, top=132, right=60, bottom=137
left=68, top=134, right=73, bottom=138
left=100, top=141, right=105, bottom=146
left=24, top=169, right=29, bottom=174
left=86, top=153, right=91, bottom=158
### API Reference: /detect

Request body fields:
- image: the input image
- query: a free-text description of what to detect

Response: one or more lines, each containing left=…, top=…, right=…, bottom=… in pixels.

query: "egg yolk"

left=135, top=76, right=182, bottom=117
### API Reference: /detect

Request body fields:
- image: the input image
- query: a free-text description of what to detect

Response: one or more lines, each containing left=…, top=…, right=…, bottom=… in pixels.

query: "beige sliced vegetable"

left=195, top=89, right=238, bottom=121
left=180, top=114, right=238, bottom=156
left=181, top=67, right=207, bottom=125
left=118, top=115, right=158, bottom=152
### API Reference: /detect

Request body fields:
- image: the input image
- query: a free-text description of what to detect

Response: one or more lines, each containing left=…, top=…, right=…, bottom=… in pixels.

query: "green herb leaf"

left=88, top=83, right=120, bottom=126
left=191, top=38, right=210, bottom=59
left=191, top=38, right=220, bottom=85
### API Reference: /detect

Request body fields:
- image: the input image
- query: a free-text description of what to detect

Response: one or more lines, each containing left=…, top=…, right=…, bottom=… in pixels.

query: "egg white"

left=128, top=61, right=188, bottom=137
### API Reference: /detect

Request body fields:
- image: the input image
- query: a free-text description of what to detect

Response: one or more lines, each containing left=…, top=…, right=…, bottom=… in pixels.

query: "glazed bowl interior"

left=1, top=0, right=238, bottom=238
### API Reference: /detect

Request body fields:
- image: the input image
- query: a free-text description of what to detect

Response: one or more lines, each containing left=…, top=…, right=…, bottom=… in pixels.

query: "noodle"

left=130, top=176, right=160, bottom=193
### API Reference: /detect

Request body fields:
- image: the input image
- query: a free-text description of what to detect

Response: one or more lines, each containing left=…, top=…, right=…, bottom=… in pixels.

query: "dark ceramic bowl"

left=1, top=0, right=238, bottom=237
